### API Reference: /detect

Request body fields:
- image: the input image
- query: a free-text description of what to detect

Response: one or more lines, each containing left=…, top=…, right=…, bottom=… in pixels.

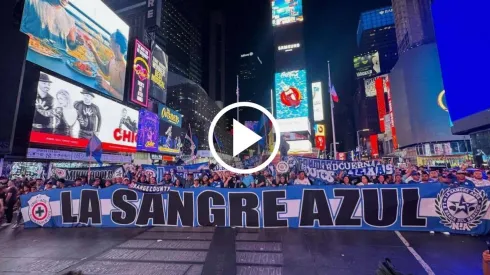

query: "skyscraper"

left=206, top=11, right=226, bottom=106
left=103, top=0, right=203, bottom=85
left=392, top=0, right=436, bottom=55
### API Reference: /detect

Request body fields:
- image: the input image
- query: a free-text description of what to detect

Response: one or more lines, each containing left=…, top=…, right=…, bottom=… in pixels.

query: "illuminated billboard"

left=130, top=40, right=151, bottom=107
left=312, top=82, right=324, bottom=121
left=364, top=74, right=389, bottom=97
left=20, top=0, right=130, bottom=101
left=354, top=52, right=381, bottom=79
left=275, top=70, right=308, bottom=119
left=137, top=109, right=159, bottom=153
left=314, top=124, right=326, bottom=150
left=149, top=43, right=169, bottom=103
left=433, top=0, right=487, bottom=133
left=158, top=104, right=183, bottom=155
left=30, top=73, right=139, bottom=152
left=272, top=0, right=304, bottom=27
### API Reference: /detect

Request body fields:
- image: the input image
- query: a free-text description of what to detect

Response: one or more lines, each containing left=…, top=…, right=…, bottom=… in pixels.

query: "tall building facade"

left=104, top=0, right=203, bottom=85
left=206, top=11, right=226, bottom=106
left=392, top=0, right=435, bottom=55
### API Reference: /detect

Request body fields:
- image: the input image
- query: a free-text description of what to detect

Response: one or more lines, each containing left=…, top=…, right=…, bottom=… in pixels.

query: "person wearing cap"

left=74, top=90, right=101, bottom=139
left=429, top=170, right=440, bottom=182
left=294, top=171, right=311, bottom=185
left=438, top=174, right=449, bottom=184
left=33, top=73, right=55, bottom=133
left=451, top=170, right=475, bottom=187
left=420, top=171, right=430, bottom=183
left=407, top=171, right=421, bottom=184
left=469, top=170, right=490, bottom=187
left=184, top=173, right=194, bottom=189
left=191, top=178, right=201, bottom=188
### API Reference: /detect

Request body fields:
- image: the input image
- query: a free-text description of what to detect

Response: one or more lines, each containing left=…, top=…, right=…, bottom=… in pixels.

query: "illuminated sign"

left=354, top=52, right=381, bottom=79
left=137, top=109, right=159, bottom=153
left=272, top=0, right=304, bottom=26
left=278, top=43, right=301, bottom=52
left=158, top=104, right=182, bottom=127
left=438, top=90, right=448, bottom=112
left=312, top=82, right=324, bottom=121
left=364, top=74, right=389, bottom=97
left=275, top=70, right=309, bottom=120
left=241, top=52, right=254, bottom=58
left=375, top=77, right=387, bottom=133
left=130, top=40, right=151, bottom=107
left=277, top=118, right=311, bottom=134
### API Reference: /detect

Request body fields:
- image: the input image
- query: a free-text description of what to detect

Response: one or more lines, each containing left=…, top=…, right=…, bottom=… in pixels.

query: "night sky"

left=214, top=0, right=391, bottom=152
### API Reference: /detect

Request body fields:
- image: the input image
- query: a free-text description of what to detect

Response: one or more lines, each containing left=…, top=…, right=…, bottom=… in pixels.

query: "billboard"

left=375, top=77, right=387, bottom=133
left=314, top=124, right=326, bottom=150
left=312, top=82, right=324, bottom=121
left=277, top=117, right=311, bottom=134
left=272, top=0, right=304, bottom=27
left=20, top=0, right=130, bottom=101
left=149, top=43, right=169, bottom=103
left=158, top=104, right=183, bottom=155
left=137, top=109, right=159, bottom=153
left=354, top=52, right=381, bottom=79
left=30, top=73, right=139, bottom=152
left=432, top=0, right=487, bottom=133
left=130, top=40, right=151, bottom=107
left=275, top=70, right=308, bottom=120
left=364, top=74, right=389, bottom=97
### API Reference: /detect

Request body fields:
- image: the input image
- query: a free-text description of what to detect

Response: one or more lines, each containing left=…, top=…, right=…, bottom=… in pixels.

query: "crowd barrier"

left=20, top=184, right=490, bottom=235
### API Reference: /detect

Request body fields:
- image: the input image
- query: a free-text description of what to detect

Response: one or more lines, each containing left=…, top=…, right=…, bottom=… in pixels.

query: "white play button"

left=233, top=119, right=262, bottom=157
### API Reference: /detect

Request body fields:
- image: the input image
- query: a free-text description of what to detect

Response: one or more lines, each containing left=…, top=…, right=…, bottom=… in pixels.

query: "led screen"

left=275, top=70, right=308, bottom=120
left=149, top=43, right=169, bottom=103
left=137, top=109, right=159, bottom=153
left=158, top=104, right=183, bottom=155
left=354, top=52, right=381, bottom=79
left=311, top=82, right=324, bottom=121
left=20, top=0, right=130, bottom=101
left=131, top=40, right=151, bottom=107
left=364, top=74, right=389, bottom=97
left=30, top=73, right=139, bottom=152
left=272, top=0, right=304, bottom=26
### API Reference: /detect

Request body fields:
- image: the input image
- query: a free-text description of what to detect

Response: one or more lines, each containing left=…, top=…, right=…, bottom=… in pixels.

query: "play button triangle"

left=233, top=119, right=263, bottom=157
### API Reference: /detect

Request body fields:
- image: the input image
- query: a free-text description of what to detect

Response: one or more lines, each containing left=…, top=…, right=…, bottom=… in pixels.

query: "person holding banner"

left=191, top=178, right=200, bottom=188
left=451, top=170, right=475, bottom=187
left=293, top=171, right=311, bottom=185
left=356, top=175, right=373, bottom=186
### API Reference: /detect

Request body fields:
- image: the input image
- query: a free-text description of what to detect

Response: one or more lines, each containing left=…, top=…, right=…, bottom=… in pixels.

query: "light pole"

left=329, top=142, right=340, bottom=159
left=356, top=129, right=370, bottom=160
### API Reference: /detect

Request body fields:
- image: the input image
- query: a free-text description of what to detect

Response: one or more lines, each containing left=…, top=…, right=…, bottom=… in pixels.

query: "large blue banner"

left=20, top=184, right=490, bottom=235
left=142, top=163, right=210, bottom=182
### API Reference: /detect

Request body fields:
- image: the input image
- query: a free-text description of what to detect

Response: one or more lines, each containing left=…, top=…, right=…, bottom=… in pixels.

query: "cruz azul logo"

left=27, top=194, right=52, bottom=227
left=435, top=187, right=489, bottom=231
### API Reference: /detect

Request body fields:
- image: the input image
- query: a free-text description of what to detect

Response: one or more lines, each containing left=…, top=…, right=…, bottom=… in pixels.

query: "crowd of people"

left=1, top=164, right=490, bottom=229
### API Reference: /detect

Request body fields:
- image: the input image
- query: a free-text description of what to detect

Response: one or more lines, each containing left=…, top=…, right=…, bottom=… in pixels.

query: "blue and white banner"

left=142, top=163, right=210, bottom=182
left=291, top=157, right=394, bottom=184
left=20, top=184, right=490, bottom=235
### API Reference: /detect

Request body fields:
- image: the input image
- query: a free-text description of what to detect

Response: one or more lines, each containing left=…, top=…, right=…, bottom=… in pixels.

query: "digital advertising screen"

left=158, top=104, right=183, bottom=155
left=432, top=0, right=487, bottom=133
left=30, top=73, right=139, bottom=152
left=311, top=82, right=324, bottom=121
left=354, top=52, right=381, bottom=79
left=130, top=40, right=151, bottom=107
left=149, top=43, right=169, bottom=104
left=275, top=70, right=309, bottom=120
left=137, top=109, right=159, bottom=153
left=20, top=0, right=130, bottom=101
left=272, top=0, right=304, bottom=27
left=364, top=74, right=389, bottom=97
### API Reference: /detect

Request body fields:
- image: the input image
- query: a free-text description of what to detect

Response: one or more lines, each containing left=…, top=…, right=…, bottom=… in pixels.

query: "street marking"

left=395, top=231, right=435, bottom=275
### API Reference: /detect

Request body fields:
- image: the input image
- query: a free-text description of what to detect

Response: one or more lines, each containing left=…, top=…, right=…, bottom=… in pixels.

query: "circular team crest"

left=27, top=194, right=52, bottom=227
left=435, top=187, right=489, bottom=231
left=276, top=161, right=290, bottom=174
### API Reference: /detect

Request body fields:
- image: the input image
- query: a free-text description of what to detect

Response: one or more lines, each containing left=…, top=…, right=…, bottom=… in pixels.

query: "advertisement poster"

left=275, top=70, right=309, bottom=119
left=272, top=0, right=304, bottom=26
left=30, top=73, right=139, bottom=152
left=311, top=82, right=324, bottom=121
left=158, top=104, right=183, bottom=155
left=137, top=109, right=159, bottom=153
left=20, top=0, right=130, bottom=101
left=364, top=74, right=389, bottom=97
left=131, top=40, right=151, bottom=107
left=149, top=43, right=169, bottom=103
left=354, top=52, right=381, bottom=79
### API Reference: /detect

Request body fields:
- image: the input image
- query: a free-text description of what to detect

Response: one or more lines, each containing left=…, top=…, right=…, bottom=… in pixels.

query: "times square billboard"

left=275, top=70, right=309, bottom=120
left=272, top=0, right=304, bottom=27
left=432, top=0, right=486, bottom=134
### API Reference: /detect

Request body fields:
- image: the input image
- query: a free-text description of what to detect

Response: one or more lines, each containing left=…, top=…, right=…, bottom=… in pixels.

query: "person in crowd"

left=200, top=175, right=210, bottom=187
left=407, top=171, right=421, bottom=184
left=483, top=250, right=490, bottom=275
left=35, top=178, right=44, bottom=190
left=58, top=179, right=67, bottom=189
left=184, top=173, right=194, bottom=188
left=420, top=171, right=431, bottom=183
left=44, top=182, right=53, bottom=191
left=191, top=178, right=201, bottom=188
left=377, top=175, right=388, bottom=184
left=73, top=178, right=82, bottom=187
left=161, top=173, right=173, bottom=186
left=470, top=170, right=490, bottom=187
left=277, top=175, right=288, bottom=187
left=149, top=177, right=157, bottom=185
left=92, top=178, right=102, bottom=189
left=80, top=176, right=88, bottom=186
left=438, top=174, right=449, bottom=184
left=288, top=172, right=297, bottom=185
left=253, top=171, right=266, bottom=188
left=139, top=175, right=149, bottom=184
left=429, top=170, right=439, bottom=182
left=104, top=180, right=112, bottom=188
left=123, top=178, right=130, bottom=185
left=0, top=186, right=4, bottom=225
left=241, top=174, right=254, bottom=188
left=210, top=173, right=223, bottom=188
left=266, top=174, right=276, bottom=187
left=224, top=172, right=239, bottom=188
left=356, top=175, right=373, bottom=186
left=394, top=174, right=403, bottom=184
left=115, top=177, right=123, bottom=185
left=294, top=171, right=311, bottom=185
left=30, top=186, right=37, bottom=193
left=452, top=170, right=475, bottom=187
left=174, top=179, right=183, bottom=188
left=341, top=176, right=351, bottom=185
left=3, top=181, right=18, bottom=225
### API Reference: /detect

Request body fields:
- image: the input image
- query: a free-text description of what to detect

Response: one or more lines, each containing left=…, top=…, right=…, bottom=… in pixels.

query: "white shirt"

left=471, top=178, right=490, bottom=187
left=294, top=178, right=311, bottom=185
left=356, top=182, right=374, bottom=186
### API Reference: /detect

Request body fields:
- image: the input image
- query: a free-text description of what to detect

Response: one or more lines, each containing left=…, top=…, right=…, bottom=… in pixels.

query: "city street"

left=0, top=226, right=484, bottom=275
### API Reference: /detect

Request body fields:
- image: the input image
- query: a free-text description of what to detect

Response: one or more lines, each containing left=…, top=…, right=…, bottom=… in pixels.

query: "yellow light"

left=437, top=90, right=448, bottom=112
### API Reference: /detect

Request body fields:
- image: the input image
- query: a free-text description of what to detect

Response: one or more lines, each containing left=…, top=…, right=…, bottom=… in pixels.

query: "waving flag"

left=86, top=135, right=103, bottom=165
left=329, top=83, right=339, bottom=103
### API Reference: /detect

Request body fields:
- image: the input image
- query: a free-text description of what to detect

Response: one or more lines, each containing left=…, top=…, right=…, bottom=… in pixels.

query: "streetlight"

left=356, top=129, right=370, bottom=160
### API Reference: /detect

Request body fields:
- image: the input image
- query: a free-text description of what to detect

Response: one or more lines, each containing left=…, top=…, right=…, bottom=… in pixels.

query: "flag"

left=86, top=135, right=103, bottom=165
left=329, top=83, right=339, bottom=103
